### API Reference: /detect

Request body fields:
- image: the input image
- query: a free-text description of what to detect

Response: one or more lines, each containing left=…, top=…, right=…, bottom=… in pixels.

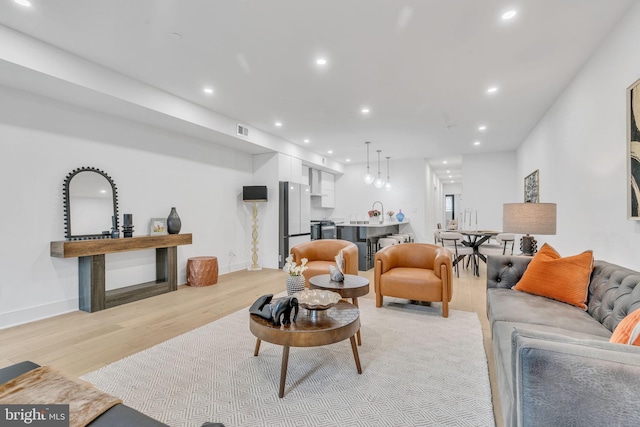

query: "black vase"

left=167, top=207, right=181, bottom=234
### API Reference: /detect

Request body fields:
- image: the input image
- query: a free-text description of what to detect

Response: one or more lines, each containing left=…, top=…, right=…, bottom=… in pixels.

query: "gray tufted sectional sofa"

left=486, top=255, right=640, bottom=427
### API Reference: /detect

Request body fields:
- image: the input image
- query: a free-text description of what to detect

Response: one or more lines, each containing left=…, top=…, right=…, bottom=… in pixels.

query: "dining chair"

left=479, top=233, right=516, bottom=257
left=439, top=231, right=474, bottom=277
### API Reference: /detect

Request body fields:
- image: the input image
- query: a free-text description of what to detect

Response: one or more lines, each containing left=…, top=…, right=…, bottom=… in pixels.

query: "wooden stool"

left=187, top=256, right=218, bottom=287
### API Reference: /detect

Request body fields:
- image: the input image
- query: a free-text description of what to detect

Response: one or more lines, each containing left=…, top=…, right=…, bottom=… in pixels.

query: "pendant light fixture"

left=385, top=156, right=392, bottom=191
left=374, top=150, right=385, bottom=188
left=364, top=141, right=374, bottom=185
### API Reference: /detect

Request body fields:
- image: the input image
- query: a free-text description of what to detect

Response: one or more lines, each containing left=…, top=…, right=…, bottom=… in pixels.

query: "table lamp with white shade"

left=503, top=203, right=557, bottom=256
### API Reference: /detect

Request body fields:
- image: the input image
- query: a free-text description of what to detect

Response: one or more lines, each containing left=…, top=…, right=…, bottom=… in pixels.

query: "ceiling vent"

left=237, top=124, right=249, bottom=137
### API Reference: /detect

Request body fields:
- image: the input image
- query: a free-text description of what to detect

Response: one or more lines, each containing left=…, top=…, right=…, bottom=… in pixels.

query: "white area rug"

left=82, top=298, right=495, bottom=427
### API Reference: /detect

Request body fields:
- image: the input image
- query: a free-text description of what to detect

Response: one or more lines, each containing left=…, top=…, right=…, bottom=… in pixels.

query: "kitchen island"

left=337, top=220, right=410, bottom=270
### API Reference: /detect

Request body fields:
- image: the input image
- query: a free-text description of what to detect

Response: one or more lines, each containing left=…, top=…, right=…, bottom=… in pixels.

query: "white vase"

left=286, top=275, right=306, bottom=296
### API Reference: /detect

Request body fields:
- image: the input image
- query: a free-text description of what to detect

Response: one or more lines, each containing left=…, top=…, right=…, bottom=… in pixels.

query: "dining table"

left=459, top=230, right=501, bottom=276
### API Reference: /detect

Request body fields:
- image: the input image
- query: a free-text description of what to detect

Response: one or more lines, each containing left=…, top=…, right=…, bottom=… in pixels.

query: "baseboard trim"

left=0, top=299, right=78, bottom=330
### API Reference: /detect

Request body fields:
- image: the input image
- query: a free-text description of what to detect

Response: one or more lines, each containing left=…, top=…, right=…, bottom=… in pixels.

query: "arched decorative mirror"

left=63, top=167, right=119, bottom=240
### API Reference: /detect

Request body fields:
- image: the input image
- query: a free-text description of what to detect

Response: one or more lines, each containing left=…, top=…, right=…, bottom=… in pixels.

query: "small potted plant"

left=283, top=255, right=308, bottom=295
left=387, top=210, right=395, bottom=222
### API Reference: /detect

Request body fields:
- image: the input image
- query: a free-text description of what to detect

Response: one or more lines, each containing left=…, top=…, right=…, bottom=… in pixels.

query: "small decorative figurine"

left=329, top=250, right=345, bottom=282
left=249, top=294, right=274, bottom=320
left=271, top=297, right=299, bottom=326
left=249, top=294, right=299, bottom=327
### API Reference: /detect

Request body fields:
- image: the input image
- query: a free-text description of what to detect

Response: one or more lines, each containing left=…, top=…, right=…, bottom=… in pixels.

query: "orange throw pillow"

left=513, top=243, right=594, bottom=310
left=610, top=307, right=640, bottom=346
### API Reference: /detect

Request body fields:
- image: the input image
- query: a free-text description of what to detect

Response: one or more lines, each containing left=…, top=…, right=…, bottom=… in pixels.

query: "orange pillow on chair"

left=513, top=243, right=594, bottom=310
left=610, top=307, right=640, bottom=346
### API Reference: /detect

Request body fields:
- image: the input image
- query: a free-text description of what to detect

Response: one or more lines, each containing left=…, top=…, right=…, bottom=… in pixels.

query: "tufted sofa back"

left=487, top=256, right=640, bottom=332
left=588, top=261, right=640, bottom=332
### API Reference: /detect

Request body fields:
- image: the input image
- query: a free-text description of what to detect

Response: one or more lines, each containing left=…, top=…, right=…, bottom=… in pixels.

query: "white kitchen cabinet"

left=278, top=154, right=304, bottom=184
left=320, top=171, right=335, bottom=191
left=319, top=172, right=335, bottom=207
left=321, top=189, right=335, bottom=208
left=290, top=157, right=303, bottom=184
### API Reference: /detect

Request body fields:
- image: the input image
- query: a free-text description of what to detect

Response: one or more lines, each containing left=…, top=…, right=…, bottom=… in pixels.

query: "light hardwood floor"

left=0, top=262, right=502, bottom=426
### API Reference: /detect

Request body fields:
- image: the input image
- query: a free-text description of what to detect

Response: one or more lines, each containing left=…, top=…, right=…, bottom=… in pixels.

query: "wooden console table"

left=51, top=234, right=192, bottom=313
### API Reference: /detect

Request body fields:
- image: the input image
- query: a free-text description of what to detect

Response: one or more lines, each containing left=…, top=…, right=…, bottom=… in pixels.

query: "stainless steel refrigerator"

left=279, top=181, right=311, bottom=267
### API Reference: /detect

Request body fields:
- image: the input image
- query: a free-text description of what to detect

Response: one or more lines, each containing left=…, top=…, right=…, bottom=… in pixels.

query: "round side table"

left=250, top=300, right=361, bottom=398
left=308, top=274, right=369, bottom=345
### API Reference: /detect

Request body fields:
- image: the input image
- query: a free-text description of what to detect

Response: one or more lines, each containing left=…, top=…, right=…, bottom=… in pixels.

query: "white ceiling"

left=0, top=0, right=634, bottom=183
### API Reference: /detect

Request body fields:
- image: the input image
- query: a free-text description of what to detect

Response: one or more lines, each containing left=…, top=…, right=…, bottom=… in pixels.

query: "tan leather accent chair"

left=290, top=239, right=359, bottom=283
left=374, top=243, right=453, bottom=317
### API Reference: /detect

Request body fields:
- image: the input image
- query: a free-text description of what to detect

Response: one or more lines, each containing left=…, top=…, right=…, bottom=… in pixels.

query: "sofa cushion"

left=513, top=243, right=593, bottom=309
left=610, top=307, right=640, bottom=345
left=491, top=322, right=610, bottom=427
left=511, top=328, right=640, bottom=427
left=379, top=267, right=444, bottom=301
left=487, top=288, right=611, bottom=338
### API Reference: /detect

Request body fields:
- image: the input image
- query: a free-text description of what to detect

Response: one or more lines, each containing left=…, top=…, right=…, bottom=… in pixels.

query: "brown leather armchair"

left=374, top=243, right=453, bottom=317
left=290, top=239, right=359, bottom=282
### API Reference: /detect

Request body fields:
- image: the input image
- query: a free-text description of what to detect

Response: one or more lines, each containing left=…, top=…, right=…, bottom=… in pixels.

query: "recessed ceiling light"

left=448, top=175, right=452, bottom=178
left=478, top=125, right=487, bottom=131
left=275, top=122, right=283, bottom=127
left=346, top=158, right=351, bottom=162
left=487, top=86, right=498, bottom=94
left=303, top=139, right=310, bottom=143
left=14, top=0, right=31, bottom=7
left=502, top=10, right=517, bottom=20
left=361, top=108, right=370, bottom=114
left=100, top=190, right=107, bottom=194
left=203, top=87, right=214, bottom=94
left=474, top=141, right=481, bottom=146
left=451, top=181, right=454, bottom=184
left=446, top=170, right=450, bottom=173
left=316, top=58, right=327, bottom=65
left=328, top=150, right=333, bottom=154
left=443, top=161, right=448, bottom=164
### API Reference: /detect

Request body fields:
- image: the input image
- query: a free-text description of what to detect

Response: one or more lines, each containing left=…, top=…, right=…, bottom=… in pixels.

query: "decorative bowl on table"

left=293, top=289, right=342, bottom=311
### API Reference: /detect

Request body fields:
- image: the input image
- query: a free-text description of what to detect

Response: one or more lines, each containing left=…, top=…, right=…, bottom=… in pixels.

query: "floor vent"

left=237, top=124, right=249, bottom=137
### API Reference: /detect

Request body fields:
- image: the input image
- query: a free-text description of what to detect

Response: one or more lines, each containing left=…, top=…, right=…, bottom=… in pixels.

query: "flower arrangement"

left=387, top=210, right=395, bottom=218
left=368, top=209, right=381, bottom=217
left=283, top=255, right=308, bottom=276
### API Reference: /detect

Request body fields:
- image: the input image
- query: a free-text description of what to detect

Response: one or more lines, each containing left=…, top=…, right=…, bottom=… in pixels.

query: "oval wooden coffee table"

left=250, top=300, right=362, bottom=398
left=308, top=274, right=369, bottom=345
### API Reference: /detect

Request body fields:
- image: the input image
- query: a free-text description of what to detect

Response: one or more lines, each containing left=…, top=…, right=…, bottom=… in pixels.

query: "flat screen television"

left=243, top=185, right=268, bottom=202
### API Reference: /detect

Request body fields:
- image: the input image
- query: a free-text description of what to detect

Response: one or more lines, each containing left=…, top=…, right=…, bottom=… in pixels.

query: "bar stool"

left=378, top=238, right=397, bottom=248
left=367, top=236, right=380, bottom=259
left=388, top=235, right=405, bottom=244
left=395, top=233, right=411, bottom=243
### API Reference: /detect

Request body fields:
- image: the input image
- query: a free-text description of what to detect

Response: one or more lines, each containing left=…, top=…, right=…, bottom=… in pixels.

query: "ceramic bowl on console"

left=293, top=289, right=342, bottom=311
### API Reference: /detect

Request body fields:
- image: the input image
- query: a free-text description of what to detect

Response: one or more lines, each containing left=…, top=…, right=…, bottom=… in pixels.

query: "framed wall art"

left=524, top=169, right=539, bottom=203
left=628, top=77, right=640, bottom=219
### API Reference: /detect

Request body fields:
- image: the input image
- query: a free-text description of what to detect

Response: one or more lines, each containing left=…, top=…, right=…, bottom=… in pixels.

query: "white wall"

left=516, top=2, right=640, bottom=269
left=0, top=85, right=257, bottom=328
left=334, top=158, right=436, bottom=243
left=461, top=151, right=517, bottom=231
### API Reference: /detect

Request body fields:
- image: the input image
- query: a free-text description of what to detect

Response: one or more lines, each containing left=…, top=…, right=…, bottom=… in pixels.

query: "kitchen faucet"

left=372, top=201, right=384, bottom=223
